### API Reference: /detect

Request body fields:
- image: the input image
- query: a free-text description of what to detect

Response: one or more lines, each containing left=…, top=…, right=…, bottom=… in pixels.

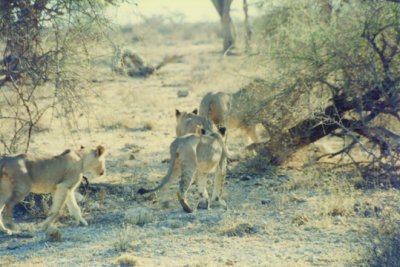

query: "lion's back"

left=199, top=92, right=231, bottom=126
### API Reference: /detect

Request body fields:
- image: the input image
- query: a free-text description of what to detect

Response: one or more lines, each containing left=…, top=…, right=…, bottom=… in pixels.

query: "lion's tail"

left=138, top=140, right=178, bottom=195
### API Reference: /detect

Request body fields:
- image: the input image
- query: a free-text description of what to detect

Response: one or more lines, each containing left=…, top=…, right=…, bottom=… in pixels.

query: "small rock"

left=45, top=226, right=62, bottom=242
left=15, top=231, right=34, bottom=238
left=7, top=241, right=23, bottom=250
left=240, top=176, right=251, bottom=181
left=177, top=90, right=189, bottom=98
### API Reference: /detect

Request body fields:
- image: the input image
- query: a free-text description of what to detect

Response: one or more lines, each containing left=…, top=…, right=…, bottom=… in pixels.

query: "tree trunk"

left=243, top=0, right=251, bottom=52
left=211, top=0, right=235, bottom=53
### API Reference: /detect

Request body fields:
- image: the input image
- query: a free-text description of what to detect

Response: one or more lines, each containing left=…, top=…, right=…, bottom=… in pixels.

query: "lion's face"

left=89, top=145, right=106, bottom=176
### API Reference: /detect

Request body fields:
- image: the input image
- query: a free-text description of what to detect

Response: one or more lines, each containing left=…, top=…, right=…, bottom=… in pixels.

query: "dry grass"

left=116, top=254, right=140, bottom=267
left=125, top=207, right=154, bottom=226
left=113, top=224, right=140, bottom=252
left=2, top=13, right=400, bottom=266
left=364, top=207, right=400, bottom=266
left=142, top=122, right=154, bottom=131
left=221, top=222, right=258, bottom=237
left=292, top=215, right=309, bottom=226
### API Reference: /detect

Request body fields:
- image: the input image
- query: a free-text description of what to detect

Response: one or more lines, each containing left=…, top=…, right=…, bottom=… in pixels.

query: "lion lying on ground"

left=138, top=126, right=227, bottom=213
left=175, top=108, right=217, bottom=137
left=0, top=145, right=106, bottom=235
left=199, top=89, right=259, bottom=143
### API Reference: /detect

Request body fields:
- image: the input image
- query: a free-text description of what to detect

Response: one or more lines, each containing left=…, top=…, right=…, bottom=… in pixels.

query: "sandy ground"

left=0, top=31, right=398, bottom=267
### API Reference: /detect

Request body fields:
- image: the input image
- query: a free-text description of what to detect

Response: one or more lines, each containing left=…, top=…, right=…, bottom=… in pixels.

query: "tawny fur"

left=0, top=145, right=106, bottom=235
left=138, top=128, right=227, bottom=213
left=199, top=90, right=259, bottom=143
left=175, top=108, right=217, bottom=137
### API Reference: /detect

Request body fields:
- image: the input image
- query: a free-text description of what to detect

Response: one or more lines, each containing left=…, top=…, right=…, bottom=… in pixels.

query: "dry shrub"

left=14, top=193, right=51, bottom=219
left=0, top=1, right=115, bottom=154
left=143, top=122, right=154, bottom=131
left=240, top=154, right=278, bottom=174
left=292, top=215, right=309, bottom=226
left=320, top=191, right=356, bottom=218
left=125, top=15, right=220, bottom=44
left=116, top=254, right=139, bottom=267
left=249, top=0, right=400, bottom=186
left=365, top=208, right=400, bottom=266
left=113, top=224, right=140, bottom=252
left=221, top=222, right=258, bottom=237
left=125, top=207, right=153, bottom=226
left=96, top=188, right=107, bottom=207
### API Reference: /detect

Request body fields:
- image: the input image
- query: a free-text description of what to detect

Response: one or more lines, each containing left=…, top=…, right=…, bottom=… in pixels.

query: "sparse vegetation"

left=247, top=0, right=400, bottom=186
left=113, top=224, right=139, bottom=252
left=116, top=254, right=139, bottom=267
left=0, top=1, right=118, bottom=153
left=221, top=222, right=259, bottom=237
left=365, top=206, right=400, bottom=266
left=1, top=1, right=400, bottom=266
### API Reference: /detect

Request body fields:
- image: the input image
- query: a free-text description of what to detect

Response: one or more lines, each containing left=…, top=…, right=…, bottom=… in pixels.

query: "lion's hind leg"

left=177, top=160, right=196, bottom=213
left=196, top=172, right=210, bottom=210
left=66, top=190, right=87, bottom=226
left=0, top=207, right=12, bottom=235
left=159, top=162, right=181, bottom=209
left=210, top=162, right=227, bottom=210
left=0, top=174, right=12, bottom=235
left=41, top=184, right=69, bottom=230
left=1, top=173, right=31, bottom=234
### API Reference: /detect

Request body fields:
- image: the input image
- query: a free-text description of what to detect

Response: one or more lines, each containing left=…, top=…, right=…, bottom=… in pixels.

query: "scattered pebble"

left=7, top=241, right=23, bottom=250
left=45, top=226, right=62, bottom=242
left=177, top=90, right=189, bottom=98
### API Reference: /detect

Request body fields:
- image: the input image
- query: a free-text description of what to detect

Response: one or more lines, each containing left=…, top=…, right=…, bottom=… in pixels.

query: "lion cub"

left=175, top=108, right=217, bottom=137
left=199, top=89, right=259, bottom=143
left=138, top=126, right=227, bottom=213
left=0, top=145, right=106, bottom=235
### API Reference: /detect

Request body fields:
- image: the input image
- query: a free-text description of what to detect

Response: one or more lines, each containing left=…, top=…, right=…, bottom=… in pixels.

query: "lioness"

left=0, top=145, right=106, bottom=235
left=175, top=108, right=217, bottom=137
left=138, top=127, right=227, bottom=213
left=199, top=89, right=259, bottom=143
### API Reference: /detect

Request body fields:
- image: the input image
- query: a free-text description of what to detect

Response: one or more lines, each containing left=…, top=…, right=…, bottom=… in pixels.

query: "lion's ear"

left=96, top=145, right=105, bottom=157
left=192, top=108, right=198, bottom=115
left=175, top=109, right=180, bottom=117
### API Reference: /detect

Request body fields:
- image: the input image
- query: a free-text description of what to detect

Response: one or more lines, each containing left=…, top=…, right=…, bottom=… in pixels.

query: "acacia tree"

left=246, top=0, right=400, bottom=186
left=0, top=0, right=116, bottom=153
left=211, top=0, right=235, bottom=53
